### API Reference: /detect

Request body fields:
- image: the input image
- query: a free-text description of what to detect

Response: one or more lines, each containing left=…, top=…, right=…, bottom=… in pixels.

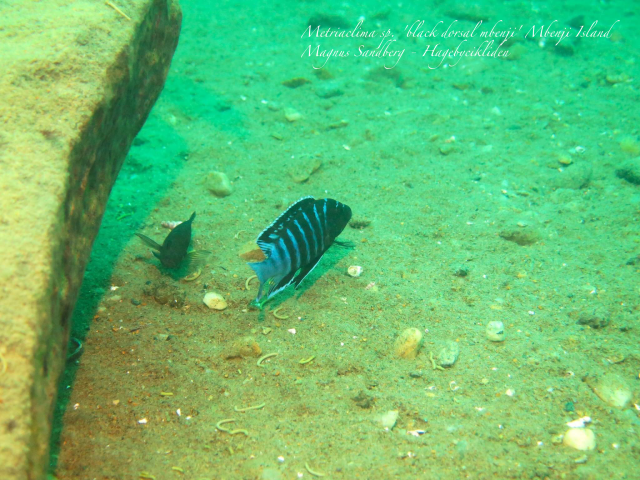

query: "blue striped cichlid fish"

left=248, top=197, right=352, bottom=309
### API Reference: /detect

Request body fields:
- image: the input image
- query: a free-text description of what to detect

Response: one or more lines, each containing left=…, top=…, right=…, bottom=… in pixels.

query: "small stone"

left=349, top=217, right=371, bottom=229
left=352, top=390, right=374, bottom=409
left=453, top=266, right=469, bottom=277
left=444, top=2, right=490, bottom=22
left=315, top=83, right=343, bottom=99
left=205, top=171, right=232, bottom=197
left=377, top=410, right=399, bottom=429
left=557, top=152, right=573, bottom=165
left=238, top=241, right=266, bottom=262
left=281, top=77, right=310, bottom=89
left=439, top=143, right=456, bottom=156
left=314, top=68, right=333, bottom=80
left=619, top=136, right=640, bottom=156
left=499, top=227, right=540, bottom=246
left=288, top=157, right=322, bottom=183
left=616, top=157, right=640, bottom=185
left=203, top=291, right=227, bottom=310
left=437, top=340, right=460, bottom=367
left=223, top=336, right=261, bottom=359
left=577, top=314, right=609, bottom=329
left=153, top=334, right=170, bottom=341
left=131, top=299, right=141, bottom=306
left=606, top=73, right=629, bottom=85
left=307, top=13, right=349, bottom=29
left=326, top=119, right=349, bottom=130
left=506, top=43, right=526, bottom=61
left=284, top=107, right=302, bottom=122
left=551, top=434, right=564, bottom=445
left=148, top=282, right=185, bottom=308
left=394, top=328, right=423, bottom=359
left=552, top=163, right=592, bottom=189
left=486, top=321, right=506, bottom=342
left=563, top=428, right=596, bottom=451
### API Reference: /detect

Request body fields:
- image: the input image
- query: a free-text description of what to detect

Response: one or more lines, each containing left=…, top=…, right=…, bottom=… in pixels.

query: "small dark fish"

left=136, top=212, right=208, bottom=269
left=247, top=197, right=352, bottom=308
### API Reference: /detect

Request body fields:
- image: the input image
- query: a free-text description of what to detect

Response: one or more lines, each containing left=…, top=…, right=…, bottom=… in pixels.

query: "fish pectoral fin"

left=334, top=239, right=355, bottom=248
left=136, top=233, right=162, bottom=251
left=293, top=254, right=325, bottom=289
left=184, top=250, right=211, bottom=269
left=186, top=250, right=211, bottom=261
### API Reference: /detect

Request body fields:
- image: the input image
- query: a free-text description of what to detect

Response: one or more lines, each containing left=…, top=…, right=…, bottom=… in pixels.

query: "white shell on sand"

left=394, top=328, right=423, bottom=359
left=590, top=374, right=632, bottom=408
left=486, top=320, right=506, bottom=342
left=377, top=410, right=399, bottom=429
left=563, top=428, right=596, bottom=451
left=347, top=265, right=363, bottom=277
left=203, top=291, right=227, bottom=310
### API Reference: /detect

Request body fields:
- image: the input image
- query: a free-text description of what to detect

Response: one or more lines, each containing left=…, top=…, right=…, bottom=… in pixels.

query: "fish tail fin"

left=136, top=233, right=162, bottom=251
left=248, top=261, right=273, bottom=308
left=248, top=261, right=269, bottom=287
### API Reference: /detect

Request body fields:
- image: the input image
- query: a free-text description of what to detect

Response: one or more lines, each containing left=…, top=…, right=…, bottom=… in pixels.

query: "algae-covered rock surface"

left=0, top=0, right=181, bottom=478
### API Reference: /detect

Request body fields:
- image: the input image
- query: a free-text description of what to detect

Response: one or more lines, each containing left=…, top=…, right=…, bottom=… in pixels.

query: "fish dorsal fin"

left=256, top=196, right=315, bottom=255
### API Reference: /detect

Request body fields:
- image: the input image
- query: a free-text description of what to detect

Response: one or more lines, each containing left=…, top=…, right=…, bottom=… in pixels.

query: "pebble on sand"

left=437, top=340, right=460, bottom=367
left=203, top=291, right=227, bottom=310
left=288, top=156, right=322, bottom=183
left=284, top=107, right=302, bottom=122
left=238, top=240, right=266, bottom=262
left=223, top=336, right=262, bottom=359
left=563, top=428, right=596, bottom=451
left=394, top=328, right=423, bottom=359
left=205, top=171, right=233, bottom=197
left=616, top=157, right=640, bottom=185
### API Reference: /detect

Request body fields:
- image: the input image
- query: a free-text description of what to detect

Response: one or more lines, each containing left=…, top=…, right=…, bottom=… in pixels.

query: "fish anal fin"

left=268, top=270, right=297, bottom=299
left=293, top=254, right=324, bottom=289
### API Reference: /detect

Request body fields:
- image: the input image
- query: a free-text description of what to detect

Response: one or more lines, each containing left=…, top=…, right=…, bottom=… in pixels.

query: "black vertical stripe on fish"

left=312, top=203, right=325, bottom=252
left=284, top=228, right=300, bottom=271
left=301, top=212, right=319, bottom=259
left=247, top=196, right=352, bottom=308
left=293, top=220, right=311, bottom=265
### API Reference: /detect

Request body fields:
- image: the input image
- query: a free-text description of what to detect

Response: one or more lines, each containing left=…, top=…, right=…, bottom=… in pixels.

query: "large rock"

left=0, top=0, right=181, bottom=478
